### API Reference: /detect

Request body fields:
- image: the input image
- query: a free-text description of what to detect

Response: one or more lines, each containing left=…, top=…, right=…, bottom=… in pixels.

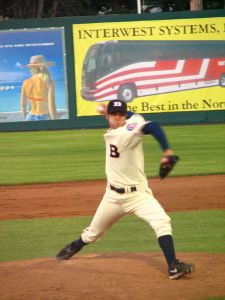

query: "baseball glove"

left=159, top=155, right=179, bottom=179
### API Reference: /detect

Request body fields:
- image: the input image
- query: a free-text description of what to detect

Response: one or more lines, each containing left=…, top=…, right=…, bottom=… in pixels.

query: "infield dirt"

left=0, top=175, right=225, bottom=300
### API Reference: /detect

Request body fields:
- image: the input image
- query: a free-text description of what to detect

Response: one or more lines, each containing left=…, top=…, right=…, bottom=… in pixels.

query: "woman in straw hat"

left=21, top=55, right=56, bottom=121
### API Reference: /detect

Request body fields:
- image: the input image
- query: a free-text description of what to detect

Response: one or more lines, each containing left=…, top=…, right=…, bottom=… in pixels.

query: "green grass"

left=0, top=124, right=224, bottom=185
left=0, top=129, right=106, bottom=185
left=0, top=210, right=224, bottom=262
left=199, top=298, right=225, bottom=300
left=160, top=124, right=225, bottom=176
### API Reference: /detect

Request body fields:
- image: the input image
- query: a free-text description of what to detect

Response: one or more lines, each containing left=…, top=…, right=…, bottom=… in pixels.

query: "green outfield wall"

left=0, top=9, right=224, bottom=132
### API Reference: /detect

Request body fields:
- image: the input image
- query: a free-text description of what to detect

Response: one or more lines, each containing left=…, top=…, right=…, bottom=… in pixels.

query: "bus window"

left=96, top=44, right=114, bottom=77
left=114, top=51, right=122, bottom=66
left=102, top=54, right=113, bottom=67
left=97, top=53, right=113, bottom=77
left=82, top=44, right=101, bottom=85
left=153, top=48, right=166, bottom=60
left=87, top=58, right=96, bottom=72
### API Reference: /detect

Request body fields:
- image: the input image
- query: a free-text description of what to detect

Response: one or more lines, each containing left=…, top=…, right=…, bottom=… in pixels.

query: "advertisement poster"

left=0, top=28, right=68, bottom=122
left=73, top=17, right=225, bottom=116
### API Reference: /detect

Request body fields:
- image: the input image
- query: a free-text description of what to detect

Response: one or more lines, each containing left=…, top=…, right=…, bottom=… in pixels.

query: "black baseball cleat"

left=55, top=237, right=87, bottom=261
left=168, top=259, right=195, bottom=280
left=55, top=242, right=77, bottom=260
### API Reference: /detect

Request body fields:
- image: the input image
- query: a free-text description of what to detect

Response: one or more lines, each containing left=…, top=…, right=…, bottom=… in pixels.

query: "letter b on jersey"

left=110, top=144, right=120, bottom=158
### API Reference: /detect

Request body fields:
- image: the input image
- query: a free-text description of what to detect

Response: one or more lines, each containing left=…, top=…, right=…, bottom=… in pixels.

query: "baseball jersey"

left=104, top=113, right=149, bottom=187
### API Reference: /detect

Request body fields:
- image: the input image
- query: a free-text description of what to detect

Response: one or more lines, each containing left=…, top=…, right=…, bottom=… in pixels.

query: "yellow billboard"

left=73, top=17, right=225, bottom=116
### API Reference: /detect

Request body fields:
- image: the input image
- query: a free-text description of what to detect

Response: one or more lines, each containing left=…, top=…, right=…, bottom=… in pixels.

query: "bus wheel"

left=118, top=84, right=137, bottom=102
left=219, top=73, right=225, bottom=87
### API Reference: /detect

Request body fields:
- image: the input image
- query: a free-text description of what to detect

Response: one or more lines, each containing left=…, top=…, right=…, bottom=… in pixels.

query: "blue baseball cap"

left=107, top=100, right=127, bottom=114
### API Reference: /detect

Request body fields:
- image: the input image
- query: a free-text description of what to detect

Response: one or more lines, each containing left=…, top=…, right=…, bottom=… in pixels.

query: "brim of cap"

left=23, top=62, right=55, bottom=67
left=108, top=108, right=127, bottom=114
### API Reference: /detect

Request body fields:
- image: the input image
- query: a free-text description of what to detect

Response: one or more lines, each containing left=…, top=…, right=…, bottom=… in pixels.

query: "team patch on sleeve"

left=126, top=122, right=138, bottom=131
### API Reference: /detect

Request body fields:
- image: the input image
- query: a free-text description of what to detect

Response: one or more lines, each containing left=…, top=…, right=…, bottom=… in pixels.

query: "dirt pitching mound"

left=0, top=253, right=225, bottom=300
left=1, top=175, right=224, bottom=220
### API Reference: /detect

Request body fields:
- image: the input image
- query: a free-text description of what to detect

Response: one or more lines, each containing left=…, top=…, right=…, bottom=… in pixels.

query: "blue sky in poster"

left=0, top=28, right=67, bottom=112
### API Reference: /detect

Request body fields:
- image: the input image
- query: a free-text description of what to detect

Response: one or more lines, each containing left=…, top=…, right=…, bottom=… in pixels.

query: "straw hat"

left=24, top=55, right=55, bottom=67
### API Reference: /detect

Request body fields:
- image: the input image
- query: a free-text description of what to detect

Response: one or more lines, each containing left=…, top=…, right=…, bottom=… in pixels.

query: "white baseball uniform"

left=81, top=113, right=172, bottom=244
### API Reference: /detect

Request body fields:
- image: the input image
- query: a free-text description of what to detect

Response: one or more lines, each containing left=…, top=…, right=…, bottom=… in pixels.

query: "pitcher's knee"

left=81, top=226, right=105, bottom=244
left=153, top=220, right=172, bottom=238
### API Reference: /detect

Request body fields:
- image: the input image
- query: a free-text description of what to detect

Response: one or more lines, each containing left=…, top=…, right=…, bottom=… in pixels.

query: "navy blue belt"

left=110, top=185, right=137, bottom=194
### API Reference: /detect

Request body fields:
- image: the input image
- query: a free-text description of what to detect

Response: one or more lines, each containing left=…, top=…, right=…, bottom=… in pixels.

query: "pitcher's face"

left=107, top=111, right=127, bottom=129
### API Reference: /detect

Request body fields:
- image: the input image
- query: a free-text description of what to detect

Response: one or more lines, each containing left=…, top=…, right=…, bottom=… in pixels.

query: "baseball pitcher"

left=55, top=100, right=194, bottom=280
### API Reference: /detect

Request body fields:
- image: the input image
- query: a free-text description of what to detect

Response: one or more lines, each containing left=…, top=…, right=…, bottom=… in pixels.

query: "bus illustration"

left=80, top=40, right=225, bottom=102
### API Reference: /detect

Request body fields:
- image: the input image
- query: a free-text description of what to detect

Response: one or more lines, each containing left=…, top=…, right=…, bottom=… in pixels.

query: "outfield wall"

left=0, top=9, right=224, bottom=132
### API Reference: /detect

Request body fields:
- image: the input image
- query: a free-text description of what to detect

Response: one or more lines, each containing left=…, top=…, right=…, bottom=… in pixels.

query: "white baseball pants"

left=81, top=185, right=172, bottom=244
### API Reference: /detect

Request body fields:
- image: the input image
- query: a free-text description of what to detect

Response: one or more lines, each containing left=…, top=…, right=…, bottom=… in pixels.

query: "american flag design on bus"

left=81, top=57, right=225, bottom=102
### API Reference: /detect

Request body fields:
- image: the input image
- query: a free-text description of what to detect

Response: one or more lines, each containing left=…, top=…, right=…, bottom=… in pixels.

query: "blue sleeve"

left=142, top=122, right=169, bottom=150
left=127, top=111, right=134, bottom=119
